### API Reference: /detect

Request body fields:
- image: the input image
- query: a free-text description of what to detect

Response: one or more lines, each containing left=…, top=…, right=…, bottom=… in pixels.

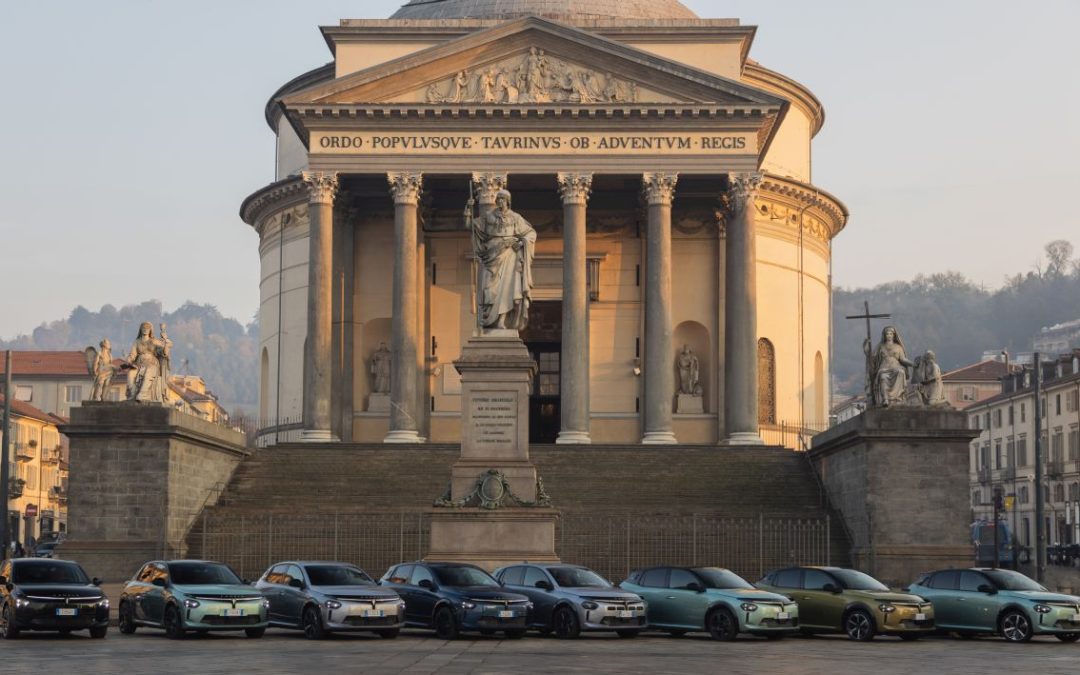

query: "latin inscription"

left=470, top=395, right=517, bottom=447
left=312, top=132, right=754, bottom=156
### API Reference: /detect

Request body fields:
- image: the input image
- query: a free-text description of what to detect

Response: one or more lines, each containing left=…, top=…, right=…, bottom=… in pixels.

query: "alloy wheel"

left=708, top=608, right=739, bottom=641
left=1000, top=611, right=1033, bottom=642
left=163, top=605, right=185, bottom=640
left=303, top=605, right=327, bottom=640
left=434, top=607, right=460, bottom=640
left=553, top=606, right=581, bottom=639
left=2, top=605, right=19, bottom=640
left=844, top=610, right=875, bottom=641
left=118, top=602, right=137, bottom=634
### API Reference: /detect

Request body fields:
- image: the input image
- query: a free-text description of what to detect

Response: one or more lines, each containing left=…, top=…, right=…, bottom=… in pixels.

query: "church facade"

left=241, top=0, right=848, bottom=447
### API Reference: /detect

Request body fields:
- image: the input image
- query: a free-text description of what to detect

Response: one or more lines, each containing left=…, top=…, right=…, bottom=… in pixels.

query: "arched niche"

left=673, top=321, right=710, bottom=412
left=758, top=338, right=777, bottom=425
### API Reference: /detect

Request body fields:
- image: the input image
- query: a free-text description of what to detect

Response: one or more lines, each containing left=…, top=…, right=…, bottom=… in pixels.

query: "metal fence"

left=194, top=511, right=832, bottom=582
left=759, top=420, right=832, bottom=451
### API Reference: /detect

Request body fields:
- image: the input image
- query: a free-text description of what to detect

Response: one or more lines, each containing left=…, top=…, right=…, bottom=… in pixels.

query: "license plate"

left=221, top=608, right=245, bottom=617
left=361, top=609, right=384, bottom=618
left=56, top=608, right=77, bottom=617
left=777, top=612, right=790, bottom=621
left=618, top=610, right=634, bottom=618
left=498, top=610, right=515, bottom=619
left=915, top=613, right=927, bottom=621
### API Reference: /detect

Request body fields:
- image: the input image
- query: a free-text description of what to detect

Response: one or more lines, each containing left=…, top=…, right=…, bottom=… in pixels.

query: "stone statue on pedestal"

left=864, top=325, right=914, bottom=407
left=370, top=342, right=391, bottom=394
left=84, top=338, right=122, bottom=402
left=675, top=344, right=704, bottom=414
left=125, top=322, right=172, bottom=403
left=916, top=350, right=948, bottom=407
left=464, top=189, right=536, bottom=332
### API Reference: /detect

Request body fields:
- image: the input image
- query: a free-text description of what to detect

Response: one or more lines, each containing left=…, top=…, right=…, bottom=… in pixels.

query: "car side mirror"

left=92, top=577, right=102, bottom=586
left=288, top=578, right=304, bottom=589
left=151, top=578, right=167, bottom=588
left=822, top=583, right=841, bottom=594
left=418, top=579, right=435, bottom=590
left=687, top=582, right=705, bottom=593
left=0, top=575, right=6, bottom=585
left=977, top=584, right=997, bottom=595
left=536, top=580, right=554, bottom=591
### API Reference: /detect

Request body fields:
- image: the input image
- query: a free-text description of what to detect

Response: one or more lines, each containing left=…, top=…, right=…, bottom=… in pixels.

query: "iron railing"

left=759, top=421, right=831, bottom=451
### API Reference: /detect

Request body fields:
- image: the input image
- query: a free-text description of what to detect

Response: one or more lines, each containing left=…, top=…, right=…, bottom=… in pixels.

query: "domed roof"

left=390, top=0, right=699, bottom=21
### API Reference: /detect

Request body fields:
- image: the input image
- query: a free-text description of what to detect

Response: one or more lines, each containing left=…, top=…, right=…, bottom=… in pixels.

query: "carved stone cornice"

left=388, top=172, right=423, bottom=205
left=301, top=171, right=340, bottom=205
left=556, top=172, right=593, bottom=205
left=240, top=175, right=309, bottom=230
left=471, top=172, right=508, bottom=206
left=728, top=172, right=763, bottom=212
left=756, top=173, right=849, bottom=242
left=642, top=172, right=678, bottom=206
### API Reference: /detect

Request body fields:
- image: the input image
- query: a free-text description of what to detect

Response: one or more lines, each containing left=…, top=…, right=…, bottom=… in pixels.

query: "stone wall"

left=57, top=402, right=248, bottom=581
left=809, top=408, right=979, bottom=586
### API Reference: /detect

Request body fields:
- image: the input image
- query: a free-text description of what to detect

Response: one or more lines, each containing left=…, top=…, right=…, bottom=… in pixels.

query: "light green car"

left=118, top=560, right=269, bottom=639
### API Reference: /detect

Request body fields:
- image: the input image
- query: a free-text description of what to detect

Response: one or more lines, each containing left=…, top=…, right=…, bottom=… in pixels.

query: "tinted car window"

left=930, top=571, right=959, bottom=590
left=305, top=565, right=374, bottom=586
left=668, top=569, right=700, bottom=590
left=12, top=561, right=88, bottom=584
left=982, top=569, right=1046, bottom=591
left=639, top=568, right=668, bottom=588
left=500, top=566, right=525, bottom=586
left=523, top=567, right=548, bottom=588
left=411, top=566, right=435, bottom=587
left=168, top=562, right=242, bottom=585
left=265, top=564, right=289, bottom=585
left=548, top=567, right=609, bottom=588
left=387, top=565, right=413, bottom=584
left=137, top=564, right=156, bottom=583
left=958, top=571, right=989, bottom=592
left=695, top=568, right=753, bottom=590
left=285, top=565, right=305, bottom=586
left=831, top=569, right=889, bottom=591
left=773, top=569, right=802, bottom=589
left=433, top=566, right=500, bottom=588
left=803, top=569, right=834, bottom=591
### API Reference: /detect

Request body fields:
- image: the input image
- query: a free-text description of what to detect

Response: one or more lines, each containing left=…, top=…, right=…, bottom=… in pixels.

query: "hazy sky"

left=1, top=1, right=1077, bottom=339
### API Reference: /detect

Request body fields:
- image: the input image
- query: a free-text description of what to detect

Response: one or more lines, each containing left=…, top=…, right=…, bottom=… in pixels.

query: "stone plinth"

left=368, top=393, right=390, bottom=413
left=426, top=508, right=560, bottom=572
left=809, top=408, right=979, bottom=586
left=57, top=402, right=249, bottom=582
left=675, top=394, right=703, bottom=414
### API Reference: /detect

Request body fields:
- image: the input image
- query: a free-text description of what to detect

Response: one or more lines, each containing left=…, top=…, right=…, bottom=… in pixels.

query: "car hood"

left=173, top=584, right=262, bottom=597
left=311, top=584, right=399, bottom=599
left=446, top=586, right=529, bottom=601
left=1003, top=590, right=1080, bottom=603
left=17, top=584, right=105, bottom=597
left=710, top=588, right=792, bottom=603
left=564, top=588, right=642, bottom=601
left=846, top=589, right=928, bottom=603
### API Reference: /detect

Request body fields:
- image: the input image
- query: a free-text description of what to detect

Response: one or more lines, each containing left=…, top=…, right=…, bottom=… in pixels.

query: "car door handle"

left=665, top=596, right=677, bottom=600
left=956, top=598, right=966, bottom=602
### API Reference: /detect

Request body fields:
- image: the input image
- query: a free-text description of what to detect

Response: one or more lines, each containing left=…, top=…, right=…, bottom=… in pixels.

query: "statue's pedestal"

left=427, top=334, right=559, bottom=571
left=368, top=393, right=390, bottom=413
left=675, top=393, right=704, bottom=414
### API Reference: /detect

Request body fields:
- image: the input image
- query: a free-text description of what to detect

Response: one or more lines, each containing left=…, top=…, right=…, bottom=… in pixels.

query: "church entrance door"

left=523, top=301, right=562, bottom=444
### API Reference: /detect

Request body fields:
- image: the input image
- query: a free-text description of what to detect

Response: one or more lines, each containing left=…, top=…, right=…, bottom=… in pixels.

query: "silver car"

left=494, top=563, right=647, bottom=638
left=255, top=561, right=405, bottom=639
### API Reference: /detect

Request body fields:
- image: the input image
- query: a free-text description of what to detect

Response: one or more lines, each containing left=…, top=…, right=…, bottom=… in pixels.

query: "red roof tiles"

left=0, top=350, right=90, bottom=377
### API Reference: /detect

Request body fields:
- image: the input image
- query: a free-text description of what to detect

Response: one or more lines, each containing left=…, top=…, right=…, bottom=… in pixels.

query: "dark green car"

left=757, top=566, right=934, bottom=641
left=909, top=568, right=1080, bottom=642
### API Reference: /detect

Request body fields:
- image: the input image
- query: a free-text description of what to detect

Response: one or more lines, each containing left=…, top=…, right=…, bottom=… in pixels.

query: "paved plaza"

left=0, top=629, right=1076, bottom=674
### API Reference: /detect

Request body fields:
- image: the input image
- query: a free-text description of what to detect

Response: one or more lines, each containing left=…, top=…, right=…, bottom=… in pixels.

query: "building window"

left=961, top=386, right=976, bottom=402
left=1052, top=432, right=1064, bottom=463
left=995, top=440, right=1003, bottom=469
left=1042, top=398, right=1047, bottom=418
left=1056, top=394, right=1062, bottom=416
left=1019, top=485, right=1030, bottom=505
left=1008, top=405, right=1015, bottom=425
left=1018, top=437, right=1028, bottom=466
left=14, top=385, right=32, bottom=402
left=994, top=409, right=1002, bottom=428
left=1023, top=518, right=1031, bottom=546
left=1070, top=483, right=1080, bottom=502
left=972, top=490, right=982, bottom=507
left=984, top=412, right=991, bottom=429
left=1054, top=484, right=1065, bottom=503
left=1006, top=439, right=1016, bottom=467
left=981, top=444, right=991, bottom=469
left=1068, top=390, right=1079, bottom=413
left=64, top=385, right=82, bottom=403
left=1021, top=403, right=1026, bottom=423
left=1070, top=429, right=1079, bottom=461
left=757, top=338, right=776, bottom=425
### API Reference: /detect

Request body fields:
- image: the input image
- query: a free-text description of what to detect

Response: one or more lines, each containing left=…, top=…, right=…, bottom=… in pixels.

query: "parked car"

left=909, top=568, right=1080, bottom=642
left=620, top=566, right=799, bottom=641
left=31, top=542, right=59, bottom=559
left=118, top=560, right=269, bottom=639
left=493, top=563, right=647, bottom=638
left=380, top=561, right=532, bottom=639
left=0, top=558, right=109, bottom=639
left=756, top=566, right=934, bottom=641
left=255, top=561, right=405, bottom=639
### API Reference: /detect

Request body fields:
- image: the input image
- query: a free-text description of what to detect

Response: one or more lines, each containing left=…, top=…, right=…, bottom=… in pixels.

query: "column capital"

left=642, top=172, right=678, bottom=206
left=557, top=172, right=593, bottom=205
left=728, top=172, right=764, bottom=211
left=301, top=171, right=339, bottom=205
left=388, top=172, right=423, bottom=205
left=471, top=172, right=508, bottom=207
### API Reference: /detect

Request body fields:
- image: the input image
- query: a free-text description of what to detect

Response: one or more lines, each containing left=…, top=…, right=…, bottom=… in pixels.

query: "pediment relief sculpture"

left=425, top=47, right=638, bottom=105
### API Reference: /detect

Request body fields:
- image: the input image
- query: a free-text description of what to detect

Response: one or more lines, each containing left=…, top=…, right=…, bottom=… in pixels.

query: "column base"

left=299, top=429, right=339, bottom=443
left=384, top=430, right=423, bottom=444
left=641, top=431, right=678, bottom=445
left=721, top=432, right=765, bottom=446
left=556, top=431, right=591, bottom=445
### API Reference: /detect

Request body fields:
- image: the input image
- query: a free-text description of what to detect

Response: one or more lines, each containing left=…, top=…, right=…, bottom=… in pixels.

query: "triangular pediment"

left=284, top=16, right=785, bottom=108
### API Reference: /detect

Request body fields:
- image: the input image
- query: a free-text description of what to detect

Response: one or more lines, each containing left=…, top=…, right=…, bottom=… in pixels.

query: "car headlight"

left=1034, top=604, right=1052, bottom=614
left=99, top=598, right=110, bottom=609
left=740, top=603, right=758, bottom=612
left=325, top=600, right=342, bottom=610
left=14, top=598, right=30, bottom=609
left=183, top=599, right=200, bottom=609
left=581, top=601, right=599, bottom=610
left=526, top=602, right=534, bottom=611
left=878, top=604, right=896, bottom=614
left=262, top=598, right=271, bottom=609
left=461, top=601, right=477, bottom=610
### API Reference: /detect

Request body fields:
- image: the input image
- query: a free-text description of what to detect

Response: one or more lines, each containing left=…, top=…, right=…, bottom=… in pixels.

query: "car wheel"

left=843, top=609, right=876, bottom=642
left=504, top=629, right=526, bottom=639
left=245, top=627, right=266, bottom=639
left=616, top=630, right=640, bottom=639
left=163, top=605, right=185, bottom=640
left=376, top=628, right=400, bottom=639
left=302, top=605, right=327, bottom=640
left=89, top=626, right=108, bottom=639
left=552, top=606, right=581, bottom=639
left=707, top=607, right=739, bottom=641
left=899, top=633, right=921, bottom=641
left=1055, top=633, right=1080, bottom=643
left=118, top=602, right=137, bottom=635
left=2, top=604, right=20, bottom=640
left=434, top=606, right=460, bottom=640
left=999, top=609, right=1033, bottom=643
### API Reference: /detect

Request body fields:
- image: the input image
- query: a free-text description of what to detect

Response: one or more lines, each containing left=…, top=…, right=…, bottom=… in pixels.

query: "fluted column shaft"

left=301, top=171, right=339, bottom=442
left=385, top=172, right=423, bottom=443
left=642, top=173, right=678, bottom=445
left=557, top=173, right=593, bottom=445
left=723, top=173, right=765, bottom=445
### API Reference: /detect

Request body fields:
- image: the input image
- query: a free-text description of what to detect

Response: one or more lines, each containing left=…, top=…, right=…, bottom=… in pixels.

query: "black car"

left=0, top=558, right=109, bottom=639
left=380, top=562, right=532, bottom=639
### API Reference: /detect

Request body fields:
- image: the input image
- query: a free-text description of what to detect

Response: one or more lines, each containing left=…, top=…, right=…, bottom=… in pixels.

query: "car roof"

left=13, top=558, right=79, bottom=565
left=273, top=561, right=362, bottom=567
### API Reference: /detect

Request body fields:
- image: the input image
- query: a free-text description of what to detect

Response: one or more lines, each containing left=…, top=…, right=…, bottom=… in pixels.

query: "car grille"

left=759, top=617, right=799, bottom=627
left=467, top=598, right=529, bottom=605
left=477, top=616, right=526, bottom=627
left=332, top=595, right=392, bottom=602
left=199, top=615, right=262, bottom=626
left=25, top=595, right=103, bottom=603
left=600, top=616, right=646, bottom=626
left=189, top=595, right=263, bottom=602
left=343, top=615, right=399, bottom=626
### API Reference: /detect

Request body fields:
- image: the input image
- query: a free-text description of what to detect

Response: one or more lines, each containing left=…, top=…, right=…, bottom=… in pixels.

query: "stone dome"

left=390, top=0, right=699, bottom=21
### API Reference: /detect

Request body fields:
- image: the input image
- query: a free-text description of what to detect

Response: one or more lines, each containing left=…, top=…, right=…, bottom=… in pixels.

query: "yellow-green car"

left=757, top=566, right=934, bottom=641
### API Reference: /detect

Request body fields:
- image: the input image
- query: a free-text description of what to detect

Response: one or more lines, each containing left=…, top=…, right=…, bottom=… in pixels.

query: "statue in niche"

left=464, top=189, right=536, bottom=332
left=677, top=345, right=702, bottom=396
left=916, top=350, right=948, bottom=407
left=125, top=322, right=172, bottom=403
left=370, top=342, right=392, bottom=394
left=84, top=338, right=123, bottom=401
left=864, top=325, right=914, bottom=407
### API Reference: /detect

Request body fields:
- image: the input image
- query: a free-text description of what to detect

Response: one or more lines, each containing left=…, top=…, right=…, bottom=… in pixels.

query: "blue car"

left=494, top=563, right=647, bottom=638
left=380, top=562, right=532, bottom=639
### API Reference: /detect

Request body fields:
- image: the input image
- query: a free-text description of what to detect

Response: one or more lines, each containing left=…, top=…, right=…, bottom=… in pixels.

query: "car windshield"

left=433, top=566, right=500, bottom=588
left=305, top=565, right=374, bottom=586
left=694, top=568, right=754, bottom=590
left=547, top=567, right=610, bottom=588
left=983, top=569, right=1047, bottom=592
left=830, top=569, right=890, bottom=592
left=12, top=561, right=89, bottom=584
left=169, top=562, right=242, bottom=585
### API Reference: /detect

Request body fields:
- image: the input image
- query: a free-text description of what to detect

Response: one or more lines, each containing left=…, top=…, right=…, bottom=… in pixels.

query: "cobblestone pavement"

left=0, top=629, right=1077, bottom=675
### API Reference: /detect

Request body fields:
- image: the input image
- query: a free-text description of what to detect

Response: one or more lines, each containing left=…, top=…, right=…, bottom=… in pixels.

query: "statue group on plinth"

left=863, top=325, right=948, bottom=408
left=84, top=322, right=172, bottom=403
left=464, top=189, right=536, bottom=333
left=675, top=345, right=704, bottom=414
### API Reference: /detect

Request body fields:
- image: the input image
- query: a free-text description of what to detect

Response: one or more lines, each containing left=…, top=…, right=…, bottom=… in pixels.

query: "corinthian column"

left=472, top=172, right=508, bottom=217
left=723, top=173, right=765, bottom=445
left=385, top=172, right=424, bottom=444
left=641, top=172, right=678, bottom=445
left=557, top=172, right=593, bottom=445
left=300, top=171, right=339, bottom=442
